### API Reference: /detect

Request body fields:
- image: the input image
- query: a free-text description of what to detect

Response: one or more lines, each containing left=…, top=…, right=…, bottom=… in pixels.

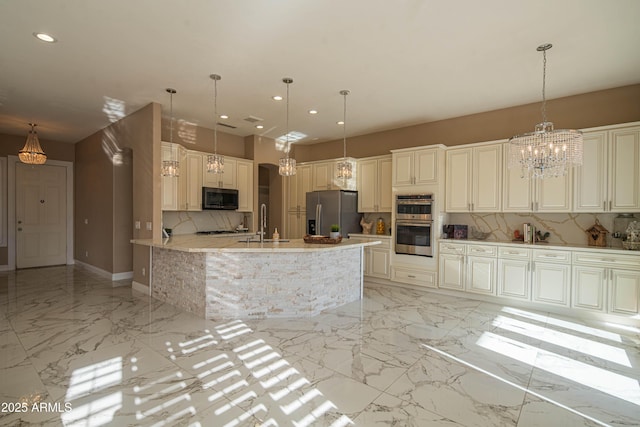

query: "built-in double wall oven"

left=395, top=194, right=433, bottom=257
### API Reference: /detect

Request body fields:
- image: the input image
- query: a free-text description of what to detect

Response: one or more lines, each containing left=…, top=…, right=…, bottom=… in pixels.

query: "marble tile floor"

left=1, top=266, right=639, bottom=426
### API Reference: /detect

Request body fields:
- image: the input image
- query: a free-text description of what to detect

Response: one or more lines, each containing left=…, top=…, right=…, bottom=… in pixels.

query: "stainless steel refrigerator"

left=306, top=190, right=360, bottom=236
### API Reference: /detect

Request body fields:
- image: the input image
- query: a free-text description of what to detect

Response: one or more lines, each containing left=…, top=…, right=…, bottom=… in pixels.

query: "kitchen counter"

left=132, top=236, right=380, bottom=319
left=132, top=234, right=381, bottom=252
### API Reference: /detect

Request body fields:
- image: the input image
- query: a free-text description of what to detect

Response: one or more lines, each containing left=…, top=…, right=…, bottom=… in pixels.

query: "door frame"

left=6, top=156, right=74, bottom=270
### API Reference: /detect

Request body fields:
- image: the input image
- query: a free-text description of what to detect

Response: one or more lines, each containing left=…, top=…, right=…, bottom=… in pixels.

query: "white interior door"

left=16, top=163, right=67, bottom=268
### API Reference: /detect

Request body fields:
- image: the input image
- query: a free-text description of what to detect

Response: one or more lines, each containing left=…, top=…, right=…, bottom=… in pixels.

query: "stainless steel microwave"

left=202, top=187, right=239, bottom=210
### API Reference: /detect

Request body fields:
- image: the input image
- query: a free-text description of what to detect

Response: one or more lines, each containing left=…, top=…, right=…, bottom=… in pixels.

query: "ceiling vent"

left=217, top=122, right=237, bottom=129
left=243, top=115, right=264, bottom=123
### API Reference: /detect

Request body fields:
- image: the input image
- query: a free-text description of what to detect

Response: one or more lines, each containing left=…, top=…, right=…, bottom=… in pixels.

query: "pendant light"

left=207, top=74, right=224, bottom=174
left=279, top=77, right=297, bottom=176
left=19, top=123, right=47, bottom=165
left=336, top=89, right=352, bottom=180
left=161, top=88, right=179, bottom=177
left=508, top=43, right=583, bottom=179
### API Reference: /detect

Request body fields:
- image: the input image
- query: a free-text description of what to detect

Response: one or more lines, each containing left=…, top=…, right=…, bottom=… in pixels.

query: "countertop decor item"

left=470, top=227, right=490, bottom=240
left=508, top=43, right=583, bottom=179
left=376, top=218, right=386, bottom=235
left=304, top=234, right=342, bottom=244
left=329, top=224, right=340, bottom=239
left=623, top=221, right=640, bottom=250
left=586, top=219, right=608, bottom=247
left=360, top=217, right=373, bottom=234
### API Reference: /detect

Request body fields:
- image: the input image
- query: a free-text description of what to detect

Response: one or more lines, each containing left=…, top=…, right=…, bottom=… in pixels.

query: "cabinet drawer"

left=533, top=249, right=571, bottom=263
left=439, top=242, right=466, bottom=255
left=498, top=246, right=531, bottom=259
left=573, top=251, right=640, bottom=270
left=467, top=244, right=497, bottom=257
left=391, top=267, right=437, bottom=288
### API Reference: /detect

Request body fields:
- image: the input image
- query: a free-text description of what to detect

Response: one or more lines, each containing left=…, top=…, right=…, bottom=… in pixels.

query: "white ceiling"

left=1, top=0, right=639, bottom=145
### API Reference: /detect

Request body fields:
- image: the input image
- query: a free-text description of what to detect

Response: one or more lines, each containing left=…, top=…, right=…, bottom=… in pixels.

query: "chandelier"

left=19, top=123, right=47, bottom=165
left=161, top=88, right=179, bottom=177
left=336, top=89, right=352, bottom=180
left=508, top=44, right=583, bottom=179
left=279, top=77, right=297, bottom=176
left=207, top=74, right=224, bottom=174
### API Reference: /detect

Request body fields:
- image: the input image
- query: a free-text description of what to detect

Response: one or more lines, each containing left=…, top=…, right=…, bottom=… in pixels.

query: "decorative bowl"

left=470, top=228, right=491, bottom=240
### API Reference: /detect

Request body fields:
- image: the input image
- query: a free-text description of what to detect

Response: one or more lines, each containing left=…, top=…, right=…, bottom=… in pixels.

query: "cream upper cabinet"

left=502, top=142, right=572, bottom=212
left=609, top=126, right=640, bottom=211
left=203, top=157, right=236, bottom=189
left=287, top=164, right=312, bottom=211
left=445, top=143, right=502, bottom=212
left=312, top=159, right=356, bottom=191
left=392, top=147, right=439, bottom=186
left=182, top=150, right=203, bottom=211
left=574, top=125, right=640, bottom=212
left=357, top=155, right=392, bottom=212
left=574, top=131, right=608, bottom=212
left=236, top=159, right=253, bottom=212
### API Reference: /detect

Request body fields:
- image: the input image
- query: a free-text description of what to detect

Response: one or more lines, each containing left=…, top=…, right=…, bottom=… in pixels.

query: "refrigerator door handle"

left=315, top=204, right=322, bottom=235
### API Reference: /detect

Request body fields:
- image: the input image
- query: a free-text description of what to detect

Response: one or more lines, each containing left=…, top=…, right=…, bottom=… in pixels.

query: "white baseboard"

left=132, top=281, right=150, bottom=295
left=74, top=259, right=134, bottom=282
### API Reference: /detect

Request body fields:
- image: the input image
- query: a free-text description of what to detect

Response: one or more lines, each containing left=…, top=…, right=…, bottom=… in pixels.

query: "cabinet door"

left=466, top=256, right=496, bottom=295
left=286, top=210, right=306, bottom=239
left=414, top=148, right=438, bottom=184
left=185, top=151, right=203, bottom=211
left=378, top=157, right=393, bottom=212
left=473, top=144, right=502, bottom=212
left=439, top=254, right=465, bottom=290
left=609, top=268, right=640, bottom=315
left=502, top=143, right=533, bottom=212
left=445, top=148, right=472, bottom=212
left=297, top=165, right=312, bottom=209
left=497, top=259, right=530, bottom=300
left=609, top=127, right=640, bottom=212
left=312, top=162, right=333, bottom=190
left=161, top=142, right=179, bottom=211
left=535, top=172, right=572, bottom=212
left=574, top=131, right=608, bottom=212
left=203, top=157, right=236, bottom=188
left=392, top=152, right=414, bottom=186
left=369, top=248, right=390, bottom=279
left=532, top=262, right=570, bottom=306
left=357, top=159, right=378, bottom=212
left=572, top=265, right=606, bottom=312
left=236, top=160, right=253, bottom=212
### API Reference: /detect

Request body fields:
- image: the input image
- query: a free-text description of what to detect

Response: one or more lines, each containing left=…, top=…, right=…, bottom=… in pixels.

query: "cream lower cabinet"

left=465, top=244, right=497, bottom=295
left=531, top=249, right=571, bottom=307
left=572, top=251, right=640, bottom=315
left=497, top=247, right=531, bottom=300
left=361, top=237, right=391, bottom=279
left=438, top=242, right=465, bottom=290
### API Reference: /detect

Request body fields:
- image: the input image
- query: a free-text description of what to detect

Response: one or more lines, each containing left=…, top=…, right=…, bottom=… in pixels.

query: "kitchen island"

left=131, top=235, right=380, bottom=319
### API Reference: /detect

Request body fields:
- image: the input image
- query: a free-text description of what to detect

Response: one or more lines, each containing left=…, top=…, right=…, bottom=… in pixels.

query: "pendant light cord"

left=214, top=78, right=218, bottom=154
left=286, top=80, right=290, bottom=157
left=169, top=92, right=174, bottom=144
left=540, top=46, right=548, bottom=124
left=343, top=92, right=347, bottom=158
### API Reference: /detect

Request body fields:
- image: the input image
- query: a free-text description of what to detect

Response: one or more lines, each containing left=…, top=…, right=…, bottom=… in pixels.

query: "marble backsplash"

left=163, top=210, right=250, bottom=235
left=446, top=212, right=639, bottom=248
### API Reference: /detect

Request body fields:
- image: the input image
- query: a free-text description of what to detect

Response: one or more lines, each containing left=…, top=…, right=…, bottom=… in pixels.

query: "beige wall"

left=296, top=84, right=640, bottom=161
left=161, top=119, right=246, bottom=158
left=74, top=103, right=158, bottom=279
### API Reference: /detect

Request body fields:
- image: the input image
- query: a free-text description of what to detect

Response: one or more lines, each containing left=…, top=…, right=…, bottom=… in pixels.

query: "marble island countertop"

left=132, top=234, right=381, bottom=253
left=440, top=238, right=640, bottom=256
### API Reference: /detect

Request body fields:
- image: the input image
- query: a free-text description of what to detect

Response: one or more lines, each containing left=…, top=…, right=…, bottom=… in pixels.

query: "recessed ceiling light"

left=33, top=32, right=56, bottom=43
left=337, top=121, right=345, bottom=125
left=308, top=110, right=318, bottom=115
left=272, top=95, right=283, bottom=101
left=255, top=125, right=264, bottom=129
left=220, top=114, right=229, bottom=119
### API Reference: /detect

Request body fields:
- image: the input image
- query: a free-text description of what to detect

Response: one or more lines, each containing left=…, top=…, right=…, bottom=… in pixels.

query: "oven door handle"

left=396, top=221, right=432, bottom=227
